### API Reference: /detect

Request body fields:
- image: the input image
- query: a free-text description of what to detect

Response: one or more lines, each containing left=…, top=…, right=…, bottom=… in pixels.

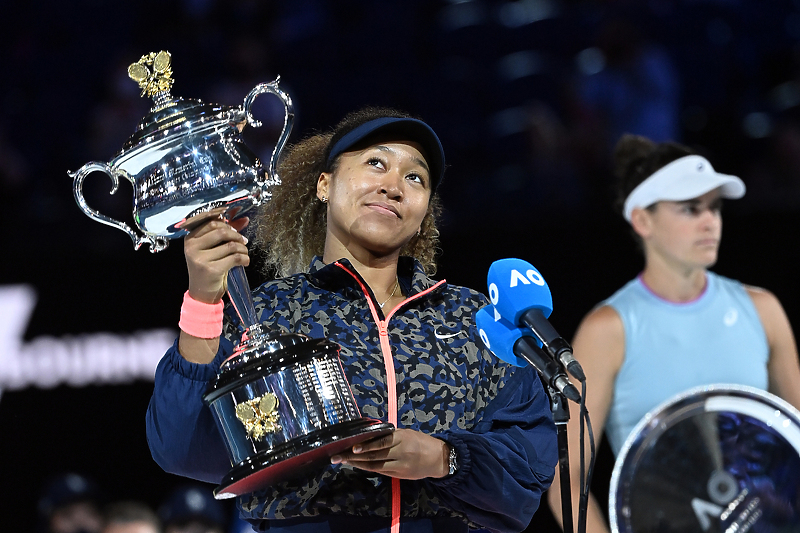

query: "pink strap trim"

left=636, top=272, right=709, bottom=304
left=178, top=291, right=224, bottom=339
left=333, top=262, right=446, bottom=533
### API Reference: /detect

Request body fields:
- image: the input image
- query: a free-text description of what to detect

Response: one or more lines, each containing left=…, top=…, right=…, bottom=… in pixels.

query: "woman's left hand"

left=331, top=428, right=449, bottom=480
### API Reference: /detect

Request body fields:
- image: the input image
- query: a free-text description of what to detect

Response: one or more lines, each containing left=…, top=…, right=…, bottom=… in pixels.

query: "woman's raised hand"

left=183, top=208, right=250, bottom=304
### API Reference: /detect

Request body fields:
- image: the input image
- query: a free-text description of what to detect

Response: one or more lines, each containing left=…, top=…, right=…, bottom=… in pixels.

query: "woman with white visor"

left=547, top=134, right=800, bottom=533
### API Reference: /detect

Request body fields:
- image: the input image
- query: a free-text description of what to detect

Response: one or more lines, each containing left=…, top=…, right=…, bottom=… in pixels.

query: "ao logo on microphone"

left=476, top=305, right=501, bottom=353
left=479, top=329, right=491, bottom=351
left=488, top=268, right=545, bottom=305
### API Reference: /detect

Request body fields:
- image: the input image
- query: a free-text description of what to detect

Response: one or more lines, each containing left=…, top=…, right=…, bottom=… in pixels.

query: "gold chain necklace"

left=378, top=278, right=399, bottom=309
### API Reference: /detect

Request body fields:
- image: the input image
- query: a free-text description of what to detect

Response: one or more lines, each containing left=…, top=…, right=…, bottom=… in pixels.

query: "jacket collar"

left=307, top=256, right=441, bottom=298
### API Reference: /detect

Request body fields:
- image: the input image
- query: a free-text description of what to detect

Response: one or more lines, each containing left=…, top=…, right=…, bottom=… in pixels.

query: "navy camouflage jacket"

left=146, top=257, right=557, bottom=533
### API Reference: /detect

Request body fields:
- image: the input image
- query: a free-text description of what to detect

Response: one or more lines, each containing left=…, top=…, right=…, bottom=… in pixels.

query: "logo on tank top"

left=723, top=308, right=738, bottom=326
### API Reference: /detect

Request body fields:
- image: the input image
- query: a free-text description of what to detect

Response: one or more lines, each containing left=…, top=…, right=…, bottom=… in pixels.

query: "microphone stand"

left=546, top=384, right=574, bottom=533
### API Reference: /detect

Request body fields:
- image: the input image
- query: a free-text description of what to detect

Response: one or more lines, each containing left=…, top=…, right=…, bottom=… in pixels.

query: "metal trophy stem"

left=226, top=264, right=260, bottom=333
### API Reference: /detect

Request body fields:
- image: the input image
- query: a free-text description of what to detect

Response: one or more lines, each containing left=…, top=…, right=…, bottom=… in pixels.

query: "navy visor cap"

left=326, top=117, right=446, bottom=191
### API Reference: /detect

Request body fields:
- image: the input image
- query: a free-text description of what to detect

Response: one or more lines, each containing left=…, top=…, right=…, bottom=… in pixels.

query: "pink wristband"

left=179, top=291, right=224, bottom=339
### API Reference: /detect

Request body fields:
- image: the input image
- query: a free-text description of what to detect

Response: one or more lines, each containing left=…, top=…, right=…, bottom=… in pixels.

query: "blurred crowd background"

left=3, top=0, right=800, bottom=531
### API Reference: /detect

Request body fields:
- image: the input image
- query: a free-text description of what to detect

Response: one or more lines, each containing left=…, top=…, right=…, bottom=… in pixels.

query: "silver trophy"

left=69, top=51, right=392, bottom=499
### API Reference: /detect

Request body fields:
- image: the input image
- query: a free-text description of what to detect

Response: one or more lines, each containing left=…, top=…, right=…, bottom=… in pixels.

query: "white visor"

left=623, top=155, right=746, bottom=222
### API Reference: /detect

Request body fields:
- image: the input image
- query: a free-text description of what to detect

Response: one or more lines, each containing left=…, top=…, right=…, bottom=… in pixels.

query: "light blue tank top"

left=603, top=271, right=769, bottom=455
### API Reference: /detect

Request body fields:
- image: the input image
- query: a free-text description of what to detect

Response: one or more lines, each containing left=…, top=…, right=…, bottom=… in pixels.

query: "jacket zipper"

left=334, top=262, right=445, bottom=532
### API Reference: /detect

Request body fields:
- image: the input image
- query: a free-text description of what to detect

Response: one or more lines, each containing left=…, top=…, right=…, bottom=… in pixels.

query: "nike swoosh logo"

left=434, top=329, right=462, bottom=340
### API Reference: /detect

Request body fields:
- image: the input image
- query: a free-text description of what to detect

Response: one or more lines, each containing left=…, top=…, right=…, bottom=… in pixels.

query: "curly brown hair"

left=252, top=107, right=443, bottom=278
left=612, top=133, right=696, bottom=216
left=612, top=134, right=697, bottom=249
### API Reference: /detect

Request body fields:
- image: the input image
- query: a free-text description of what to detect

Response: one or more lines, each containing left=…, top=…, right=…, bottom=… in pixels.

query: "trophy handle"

left=228, top=78, right=294, bottom=332
left=68, top=162, right=169, bottom=253
left=242, top=77, right=295, bottom=192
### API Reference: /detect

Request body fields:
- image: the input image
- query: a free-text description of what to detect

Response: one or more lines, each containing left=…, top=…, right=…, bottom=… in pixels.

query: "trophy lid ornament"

left=128, top=50, right=175, bottom=103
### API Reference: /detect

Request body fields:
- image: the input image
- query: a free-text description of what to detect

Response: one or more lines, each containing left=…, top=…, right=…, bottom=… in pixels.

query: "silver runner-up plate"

left=610, top=384, right=800, bottom=533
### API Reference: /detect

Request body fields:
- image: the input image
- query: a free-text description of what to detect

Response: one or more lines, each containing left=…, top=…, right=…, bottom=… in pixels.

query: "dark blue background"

left=3, top=1, right=800, bottom=531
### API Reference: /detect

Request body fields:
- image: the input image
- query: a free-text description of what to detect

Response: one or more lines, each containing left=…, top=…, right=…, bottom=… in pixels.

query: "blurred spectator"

left=86, top=54, right=151, bottom=162
left=742, top=112, right=800, bottom=211
left=38, top=472, right=103, bottom=533
left=523, top=99, right=588, bottom=212
left=575, top=13, right=680, bottom=149
left=206, top=32, right=286, bottom=169
left=102, top=501, right=161, bottom=533
left=0, top=122, right=29, bottom=190
left=157, top=484, right=226, bottom=533
left=0, top=121, right=31, bottom=233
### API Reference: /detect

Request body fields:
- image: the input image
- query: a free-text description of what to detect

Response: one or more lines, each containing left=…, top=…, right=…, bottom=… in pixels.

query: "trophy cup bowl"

left=69, top=51, right=392, bottom=499
left=68, top=50, right=293, bottom=252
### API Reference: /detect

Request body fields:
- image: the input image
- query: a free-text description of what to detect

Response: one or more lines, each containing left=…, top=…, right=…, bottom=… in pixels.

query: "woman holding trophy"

left=146, top=107, right=558, bottom=533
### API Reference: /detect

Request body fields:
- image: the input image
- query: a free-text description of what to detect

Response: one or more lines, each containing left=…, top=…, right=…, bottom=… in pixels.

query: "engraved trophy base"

left=204, top=328, right=395, bottom=500
left=214, top=418, right=393, bottom=499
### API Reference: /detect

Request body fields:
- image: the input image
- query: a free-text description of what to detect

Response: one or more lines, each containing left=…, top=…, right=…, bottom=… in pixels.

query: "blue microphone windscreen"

left=487, top=258, right=553, bottom=324
left=476, top=305, right=531, bottom=367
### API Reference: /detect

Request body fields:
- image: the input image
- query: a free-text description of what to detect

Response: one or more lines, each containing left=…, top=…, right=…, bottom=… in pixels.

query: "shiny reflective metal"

left=67, top=52, right=392, bottom=499
left=204, top=324, right=391, bottom=499
left=69, top=51, right=293, bottom=252
left=610, top=384, right=800, bottom=533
